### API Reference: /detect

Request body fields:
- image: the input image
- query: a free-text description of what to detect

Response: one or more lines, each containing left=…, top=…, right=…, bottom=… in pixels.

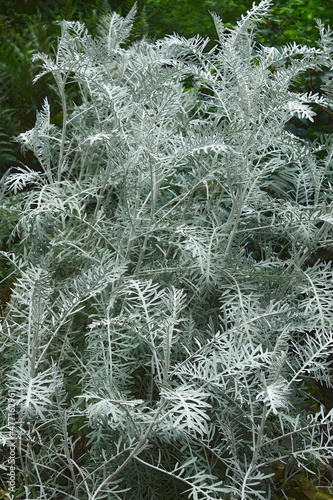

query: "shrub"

left=1, top=1, right=333, bottom=498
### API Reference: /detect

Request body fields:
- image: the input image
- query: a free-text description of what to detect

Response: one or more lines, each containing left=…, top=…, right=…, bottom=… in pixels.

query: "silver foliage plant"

left=1, top=1, right=333, bottom=498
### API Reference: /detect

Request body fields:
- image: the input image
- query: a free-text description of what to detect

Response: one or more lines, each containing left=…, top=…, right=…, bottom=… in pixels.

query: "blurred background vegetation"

left=0, top=0, right=332, bottom=175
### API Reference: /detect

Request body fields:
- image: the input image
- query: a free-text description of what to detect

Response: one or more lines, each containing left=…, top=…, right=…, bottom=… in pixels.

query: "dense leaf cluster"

left=1, top=0, right=333, bottom=173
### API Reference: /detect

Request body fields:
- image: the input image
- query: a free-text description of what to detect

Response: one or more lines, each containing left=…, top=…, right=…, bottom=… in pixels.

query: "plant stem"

left=57, top=76, right=68, bottom=183
left=90, top=399, right=166, bottom=500
left=240, top=402, right=268, bottom=499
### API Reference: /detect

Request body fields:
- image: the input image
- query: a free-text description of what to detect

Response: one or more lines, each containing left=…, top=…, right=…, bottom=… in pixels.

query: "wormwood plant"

left=1, top=1, right=333, bottom=498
